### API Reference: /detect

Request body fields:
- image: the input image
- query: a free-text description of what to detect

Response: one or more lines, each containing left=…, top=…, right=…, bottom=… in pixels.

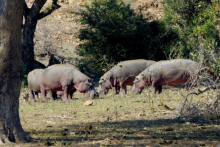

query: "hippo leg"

left=152, top=81, right=159, bottom=94
left=68, top=89, right=76, bottom=99
left=48, top=90, right=53, bottom=100
left=33, top=92, right=39, bottom=101
left=40, top=87, right=47, bottom=101
left=115, top=86, right=120, bottom=94
left=35, top=92, right=39, bottom=99
left=158, top=85, right=162, bottom=94
left=153, top=85, right=162, bottom=94
left=52, top=91, right=57, bottom=100
left=62, top=86, right=69, bottom=101
left=48, top=90, right=57, bottom=100
left=30, top=90, right=35, bottom=99
left=122, top=84, right=127, bottom=95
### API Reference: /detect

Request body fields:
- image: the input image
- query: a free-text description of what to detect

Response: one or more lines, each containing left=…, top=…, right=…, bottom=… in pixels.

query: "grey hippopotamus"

left=40, top=64, right=98, bottom=101
left=98, top=59, right=156, bottom=95
left=131, top=59, right=199, bottom=94
left=27, top=69, right=44, bottom=99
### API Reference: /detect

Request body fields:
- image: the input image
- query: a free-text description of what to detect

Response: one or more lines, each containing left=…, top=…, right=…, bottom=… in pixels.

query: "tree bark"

left=22, top=0, right=47, bottom=72
left=0, top=0, right=30, bottom=143
left=22, top=0, right=60, bottom=73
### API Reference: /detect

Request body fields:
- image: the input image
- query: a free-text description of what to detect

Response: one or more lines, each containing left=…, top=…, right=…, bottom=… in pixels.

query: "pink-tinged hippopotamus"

left=40, top=64, right=98, bottom=101
left=131, top=59, right=199, bottom=94
left=98, top=59, right=156, bottom=95
left=27, top=69, right=44, bottom=100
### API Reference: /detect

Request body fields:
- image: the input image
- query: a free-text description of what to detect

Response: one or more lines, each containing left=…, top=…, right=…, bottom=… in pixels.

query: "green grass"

left=16, top=87, right=220, bottom=146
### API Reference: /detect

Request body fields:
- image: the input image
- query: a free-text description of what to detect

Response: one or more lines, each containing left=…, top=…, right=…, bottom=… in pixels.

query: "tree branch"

left=28, top=0, right=47, bottom=19
left=186, top=84, right=220, bottom=97
left=37, top=4, right=60, bottom=20
left=180, top=83, right=220, bottom=115
left=23, top=2, right=30, bottom=18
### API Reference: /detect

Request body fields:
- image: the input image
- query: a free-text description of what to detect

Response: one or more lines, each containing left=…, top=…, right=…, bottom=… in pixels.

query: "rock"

left=84, top=100, right=93, bottom=106
left=69, top=131, right=76, bottom=135
left=164, top=127, right=174, bottom=131
left=84, top=124, right=92, bottom=131
left=138, top=113, right=146, bottom=117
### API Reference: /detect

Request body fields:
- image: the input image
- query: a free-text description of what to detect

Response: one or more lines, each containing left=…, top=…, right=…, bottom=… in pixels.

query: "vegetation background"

left=31, top=0, right=219, bottom=79
left=75, top=0, right=219, bottom=77
left=15, top=0, right=220, bottom=146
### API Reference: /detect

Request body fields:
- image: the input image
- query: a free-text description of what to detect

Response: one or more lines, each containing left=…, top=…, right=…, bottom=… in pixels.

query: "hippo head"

left=75, top=79, right=98, bottom=98
left=131, top=75, right=147, bottom=94
left=98, top=78, right=112, bottom=95
left=85, top=88, right=99, bottom=99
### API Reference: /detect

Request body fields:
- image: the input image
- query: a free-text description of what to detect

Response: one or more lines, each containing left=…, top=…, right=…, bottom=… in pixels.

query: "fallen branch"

left=186, top=84, right=219, bottom=97
left=180, top=83, right=220, bottom=115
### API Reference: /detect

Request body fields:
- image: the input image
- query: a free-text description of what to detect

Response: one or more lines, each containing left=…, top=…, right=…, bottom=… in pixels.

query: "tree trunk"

left=22, top=19, right=37, bottom=72
left=22, top=0, right=59, bottom=73
left=0, top=0, right=30, bottom=143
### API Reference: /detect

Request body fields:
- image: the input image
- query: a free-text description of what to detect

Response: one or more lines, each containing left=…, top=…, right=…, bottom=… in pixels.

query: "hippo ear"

left=88, top=79, right=93, bottom=83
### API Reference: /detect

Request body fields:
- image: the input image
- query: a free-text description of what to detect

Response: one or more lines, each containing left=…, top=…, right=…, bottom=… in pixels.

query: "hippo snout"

left=86, top=89, right=99, bottom=99
left=131, top=85, right=138, bottom=94
left=131, top=85, right=143, bottom=95
left=97, top=87, right=108, bottom=95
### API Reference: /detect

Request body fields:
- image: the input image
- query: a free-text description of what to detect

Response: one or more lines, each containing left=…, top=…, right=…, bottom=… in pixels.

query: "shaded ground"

left=12, top=87, right=220, bottom=146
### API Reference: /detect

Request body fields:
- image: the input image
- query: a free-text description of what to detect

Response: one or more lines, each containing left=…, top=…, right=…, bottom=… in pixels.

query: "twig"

left=180, top=83, right=220, bottom=115
left=48, top=116, right=73, bottom=119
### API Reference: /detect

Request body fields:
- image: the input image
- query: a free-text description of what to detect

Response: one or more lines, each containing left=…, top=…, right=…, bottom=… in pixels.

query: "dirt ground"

left=8, top=87, right=219, bottom=147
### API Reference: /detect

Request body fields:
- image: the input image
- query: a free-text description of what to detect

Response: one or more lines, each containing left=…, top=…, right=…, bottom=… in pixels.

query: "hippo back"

left=144, top=59, right=199, bottom=75
left=111, top=59, right=156, bottom=80
left=98, top=59, right=155, bottom=94
left=42, top=64, right=90, bottom=85
left=136, top=59, right=199, bottom=84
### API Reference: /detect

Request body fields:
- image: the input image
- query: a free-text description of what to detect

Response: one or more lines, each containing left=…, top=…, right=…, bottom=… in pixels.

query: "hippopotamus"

left=131, top=59, right=199, bottom=94
left=40, top=64, right=98, bottom=101
left=98, top=59, right=156, bottom=95
left=27, top=69, right=44, bottom=100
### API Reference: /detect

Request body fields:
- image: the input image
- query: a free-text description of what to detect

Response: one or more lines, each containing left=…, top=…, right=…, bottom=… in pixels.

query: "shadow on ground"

left=29, top=118, right=220, bottom=146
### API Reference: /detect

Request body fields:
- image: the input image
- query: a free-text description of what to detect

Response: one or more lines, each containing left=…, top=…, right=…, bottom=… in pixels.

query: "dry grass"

left=12, top=87, right=220, bottom=146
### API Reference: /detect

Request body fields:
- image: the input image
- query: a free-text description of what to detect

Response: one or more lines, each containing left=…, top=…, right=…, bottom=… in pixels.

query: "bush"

left=76, top=0, right=175, bottom=76
left=180, top=92, right=220, bottom=123
left=162, top=0, right=220, bottom=74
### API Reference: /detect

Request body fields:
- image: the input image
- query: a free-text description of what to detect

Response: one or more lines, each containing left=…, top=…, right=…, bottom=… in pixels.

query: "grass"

left=15, top=87, right=220, bottom=146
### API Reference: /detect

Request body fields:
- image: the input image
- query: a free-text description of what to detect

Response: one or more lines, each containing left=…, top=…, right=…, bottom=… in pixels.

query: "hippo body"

left=40, top=64, right=97, bottom=101
left=98, top=59, right=156, bottom=95
left=27, top=69, right=44, bottom=99
left=132, top=59, right=199, bottom=94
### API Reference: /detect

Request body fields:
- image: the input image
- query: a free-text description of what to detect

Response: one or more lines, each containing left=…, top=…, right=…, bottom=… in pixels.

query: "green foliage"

left=76, top=0, right=174, bottom=75
left=163, top=0, right=220, bottom=73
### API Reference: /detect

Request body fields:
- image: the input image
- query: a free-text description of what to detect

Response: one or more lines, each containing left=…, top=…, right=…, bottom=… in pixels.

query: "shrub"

left=76, top=0, right=174, bottom=76
left=162, top=0, right=220, bottom=74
